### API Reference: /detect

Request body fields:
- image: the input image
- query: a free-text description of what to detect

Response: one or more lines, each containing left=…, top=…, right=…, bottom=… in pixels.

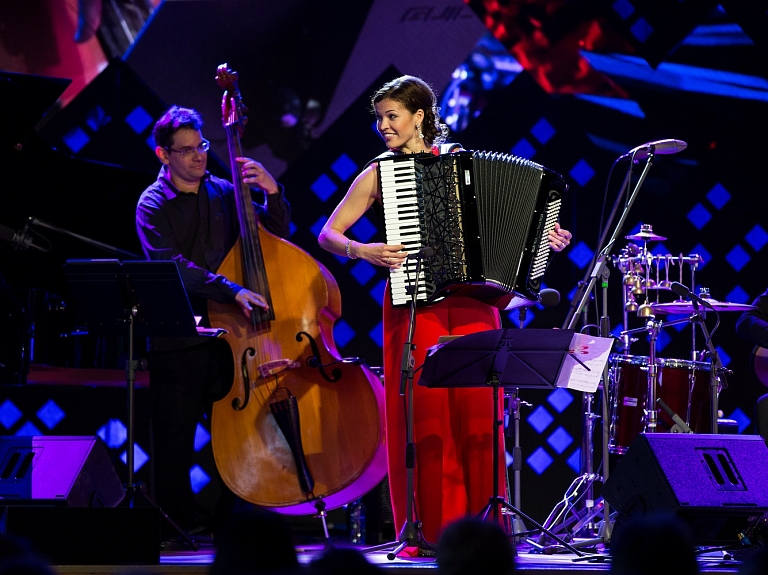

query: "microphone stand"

left=28, top=216, right=141, bottom=259
left=553, top=153, right=655, bottom=544
left=563, top=153, right=654, bottom=330
left=394, top=253, right=423, bottom=557
left=366, top=252, right=428, bottom=560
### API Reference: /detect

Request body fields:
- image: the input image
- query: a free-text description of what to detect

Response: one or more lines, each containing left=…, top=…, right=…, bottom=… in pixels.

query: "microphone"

left=407, top=246, right=434, bottom=260
left=518, top=289, right=560, bottom=329
left=0, top=223, right=49, bottom=253
left=539, top=288, right=560, bottom=308
left=670, top=282, right=711, bottom=310
left=619, top=139, right=687, bottom=162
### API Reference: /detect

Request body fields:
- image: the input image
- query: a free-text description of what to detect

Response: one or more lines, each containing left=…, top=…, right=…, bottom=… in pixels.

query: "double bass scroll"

left=208, top=64, right=387, bottom=514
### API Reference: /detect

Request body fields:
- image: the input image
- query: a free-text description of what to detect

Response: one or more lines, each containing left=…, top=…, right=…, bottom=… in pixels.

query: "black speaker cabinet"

left=0, top=436, right=124, bottom=507
left=602, top=433, right=768, bottom=543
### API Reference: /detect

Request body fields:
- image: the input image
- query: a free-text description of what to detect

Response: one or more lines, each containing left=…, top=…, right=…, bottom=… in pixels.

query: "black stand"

left=562, top=153, right=655, bottom=330
left=689, top=304, right=728, bottom=433
left=419, top=328, right=589, bottom=557
left=63, top=259, right=204, bottom=551
left=557, top=149, right=656, bottom=547
left=365, top=253, right=430, bottom=560
left=505, top=387, right=528, bottom=540
left=29, top=217, right=141, bottom=259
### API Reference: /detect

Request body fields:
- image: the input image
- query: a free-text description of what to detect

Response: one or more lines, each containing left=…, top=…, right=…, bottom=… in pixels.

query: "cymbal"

left=650, top=299, right=756, bottom=314
left=625, top=231, right=667, bottom=241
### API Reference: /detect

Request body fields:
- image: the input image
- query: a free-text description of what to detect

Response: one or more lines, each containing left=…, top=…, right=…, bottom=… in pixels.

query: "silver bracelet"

left=345, top=239, right=357, bottom=259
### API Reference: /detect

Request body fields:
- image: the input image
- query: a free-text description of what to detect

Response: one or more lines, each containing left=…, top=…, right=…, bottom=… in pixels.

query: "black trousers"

left=148, top=338, right=235, bottom=535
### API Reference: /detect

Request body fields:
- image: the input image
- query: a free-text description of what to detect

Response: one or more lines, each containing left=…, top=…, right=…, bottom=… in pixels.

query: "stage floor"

left=50, top=538, right=748, bottom=575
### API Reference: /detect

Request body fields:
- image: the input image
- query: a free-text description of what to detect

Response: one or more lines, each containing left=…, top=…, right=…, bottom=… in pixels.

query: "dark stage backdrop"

left=2, top=0, right=768, bottom=534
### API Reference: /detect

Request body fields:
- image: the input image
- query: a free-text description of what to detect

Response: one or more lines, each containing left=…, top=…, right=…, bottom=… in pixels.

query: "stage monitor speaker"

left=602, top=433, right=768, bottom=544
left=0, top=436, right=125, bottom=507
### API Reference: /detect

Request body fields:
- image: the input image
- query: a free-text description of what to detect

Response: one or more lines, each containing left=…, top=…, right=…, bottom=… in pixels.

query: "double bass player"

left=136, top=105, right=291, bottom=543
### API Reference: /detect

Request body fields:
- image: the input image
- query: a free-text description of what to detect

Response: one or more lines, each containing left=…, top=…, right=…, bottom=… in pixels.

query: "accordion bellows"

left=378, top=150, right=567, bottom=309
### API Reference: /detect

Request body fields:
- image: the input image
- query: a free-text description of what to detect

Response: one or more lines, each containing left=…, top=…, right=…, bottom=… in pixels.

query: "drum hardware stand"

left=63, top=260, right=201, bottom=551
left=543, top=266, right=614, bottom=544
left=538, top=474, right=607, bottom=546
left=621, top=318, right=663, bottom=433
left=669, top=284, right=730, bottom=432
left=686, top=262, right=702, bottom=361
left=620, top=313, right=702, bottom=435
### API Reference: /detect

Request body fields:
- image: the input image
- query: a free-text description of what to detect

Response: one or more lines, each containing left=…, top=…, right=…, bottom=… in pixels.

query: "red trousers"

left=383, top=285, right=506, bottom=545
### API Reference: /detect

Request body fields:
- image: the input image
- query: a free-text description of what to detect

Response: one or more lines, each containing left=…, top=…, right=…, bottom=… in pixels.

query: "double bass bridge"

left=257, top=358, right=301, bottom=379
left=232, top=349, right=301, bottom=411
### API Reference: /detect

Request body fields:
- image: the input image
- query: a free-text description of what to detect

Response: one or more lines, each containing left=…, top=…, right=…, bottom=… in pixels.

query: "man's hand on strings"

left=236, top=288, right=269, bottom=318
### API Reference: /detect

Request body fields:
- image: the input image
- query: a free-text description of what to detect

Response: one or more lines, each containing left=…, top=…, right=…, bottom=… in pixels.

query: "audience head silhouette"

left=738, top=543, right=768, bottom=575
left=609, top=512, right=699, bottom=575
left=437, top=516, right=516, bottom=575
left=308, top=547, right=382, bottom=575
left=209, top=507, right=300, bottom=575
left=0, top=533, right=56, bottom=575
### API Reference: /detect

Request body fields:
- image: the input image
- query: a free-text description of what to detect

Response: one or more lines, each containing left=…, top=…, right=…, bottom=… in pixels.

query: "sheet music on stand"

left=421, top=329, right=573, bottom=390
left=422, top=330, right=612, bottom=392
left=556, top=333, right=614, bottom=393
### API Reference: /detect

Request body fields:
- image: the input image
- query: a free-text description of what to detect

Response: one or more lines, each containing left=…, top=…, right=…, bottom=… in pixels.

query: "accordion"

left=378, top=150, right=567, bottom=309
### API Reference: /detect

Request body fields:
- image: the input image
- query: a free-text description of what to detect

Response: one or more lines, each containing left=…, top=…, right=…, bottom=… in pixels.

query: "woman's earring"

left=416, top=124, right=424, bottom=139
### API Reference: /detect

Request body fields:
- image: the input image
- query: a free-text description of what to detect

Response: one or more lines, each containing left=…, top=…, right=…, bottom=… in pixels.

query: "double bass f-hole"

left=232, top=345, right=306, bottom=410
left=297, top=331, right=341, bottom=382
left=232, top=346, right=256, bottom=411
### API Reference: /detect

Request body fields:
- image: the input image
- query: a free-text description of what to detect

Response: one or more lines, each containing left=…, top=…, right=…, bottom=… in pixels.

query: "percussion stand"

left=540, top=267, right=613, bottom=546
left=621, top=314, right=696, bottom=434
left=668, top=281, right=731, bottom=432
left=688, top=304, right=726, bottom=433
left=620, top=318, right=661, bottom=433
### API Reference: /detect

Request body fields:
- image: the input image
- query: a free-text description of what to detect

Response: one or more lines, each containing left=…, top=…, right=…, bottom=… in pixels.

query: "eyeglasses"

left=164, top=139, right=210, bottom=158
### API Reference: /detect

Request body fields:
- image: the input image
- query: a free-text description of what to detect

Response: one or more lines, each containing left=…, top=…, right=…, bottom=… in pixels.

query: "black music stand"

left=63, top=259, right=201, bottom=550
left=419, top=328, right=587, bottom=556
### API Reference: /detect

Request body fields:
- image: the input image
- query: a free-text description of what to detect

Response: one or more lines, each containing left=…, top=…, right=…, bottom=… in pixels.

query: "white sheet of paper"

left=556, top=333, right=614, bottom=393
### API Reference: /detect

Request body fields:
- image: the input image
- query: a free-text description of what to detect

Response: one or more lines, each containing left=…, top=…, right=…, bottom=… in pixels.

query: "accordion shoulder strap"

left=365, top=150, right=396, bottom=169
left=438, top=142, right=462, bottom=154
left=365, top=142, right=463, bottom=169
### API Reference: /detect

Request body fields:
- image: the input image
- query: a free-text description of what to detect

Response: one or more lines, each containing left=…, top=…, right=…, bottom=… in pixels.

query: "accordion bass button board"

left=378, top=150, right=567, bottom=309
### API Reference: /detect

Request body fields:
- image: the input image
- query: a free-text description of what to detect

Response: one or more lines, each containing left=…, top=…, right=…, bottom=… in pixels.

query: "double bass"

left=209, top=64, right=387, bottom=514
